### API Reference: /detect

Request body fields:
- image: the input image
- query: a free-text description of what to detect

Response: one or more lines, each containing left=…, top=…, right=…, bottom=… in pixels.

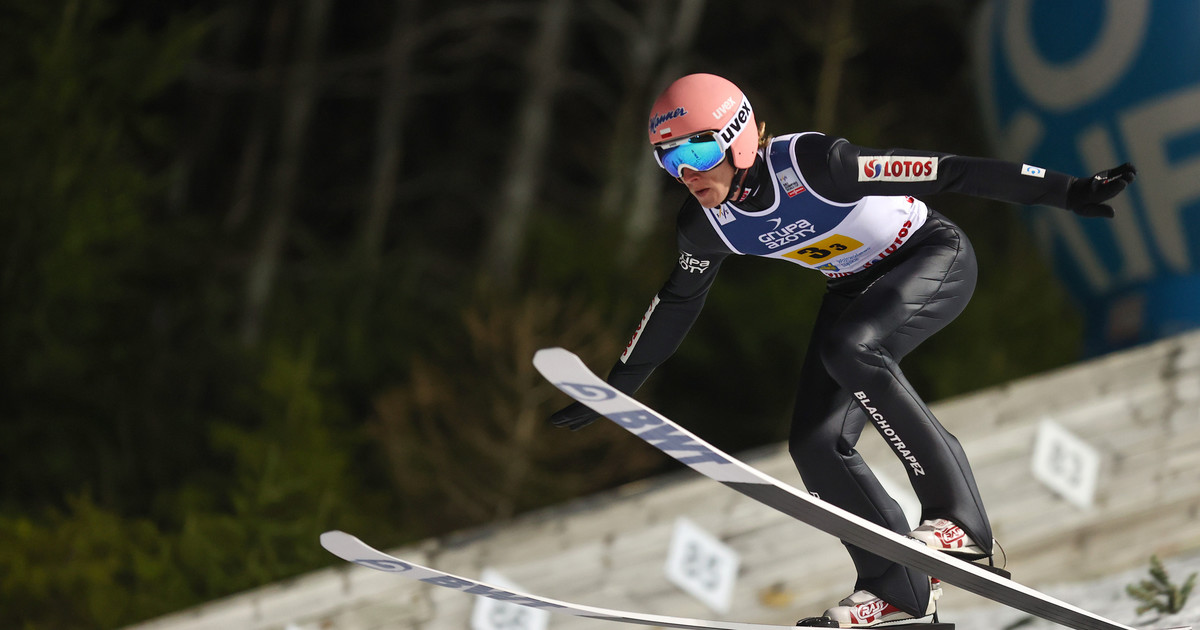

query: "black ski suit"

left=570, top=132, right=1087, bottom=616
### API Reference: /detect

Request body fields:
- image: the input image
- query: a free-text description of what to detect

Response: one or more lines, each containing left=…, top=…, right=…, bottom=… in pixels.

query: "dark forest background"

left=1, top=0, right=1086, bottom=627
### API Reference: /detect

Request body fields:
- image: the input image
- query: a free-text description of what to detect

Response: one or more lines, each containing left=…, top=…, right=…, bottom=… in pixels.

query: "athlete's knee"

left=789, top=417, right=853, bottom=474
left=789, top=423, right=826, bottom=464
left=818, top=331, right=888, bottom=384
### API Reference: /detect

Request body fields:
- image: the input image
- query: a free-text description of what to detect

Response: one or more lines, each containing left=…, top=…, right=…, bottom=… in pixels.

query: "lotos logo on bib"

left=859, top=156, right=938, bottom=182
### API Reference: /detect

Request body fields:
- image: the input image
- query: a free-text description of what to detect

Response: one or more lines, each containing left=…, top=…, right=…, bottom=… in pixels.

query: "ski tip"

left=319, top=530, right=353, bottom=549
left=533, top=346, right=569, bottom=359
left=532, top=347, right=579, bottom=371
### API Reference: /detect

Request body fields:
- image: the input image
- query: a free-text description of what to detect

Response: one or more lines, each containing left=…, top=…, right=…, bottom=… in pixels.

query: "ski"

left=533, top=347, right=1176, bottom=630
left=321, top=530, right=808, bottom=630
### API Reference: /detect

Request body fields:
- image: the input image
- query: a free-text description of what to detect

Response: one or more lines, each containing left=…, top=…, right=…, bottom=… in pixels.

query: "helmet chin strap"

left=726, top=167, right=751, bottom=202
left=727, top=150, right=766, bottom=203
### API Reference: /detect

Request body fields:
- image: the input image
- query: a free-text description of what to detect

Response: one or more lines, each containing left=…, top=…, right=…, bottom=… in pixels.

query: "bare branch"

left=239, top=0, right=334, bottom=347
left=479, top=0, right=574, bottom=289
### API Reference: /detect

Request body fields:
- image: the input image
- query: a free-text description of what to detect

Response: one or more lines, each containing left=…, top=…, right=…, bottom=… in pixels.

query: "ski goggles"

left=653, top=131, right=727, bottom=179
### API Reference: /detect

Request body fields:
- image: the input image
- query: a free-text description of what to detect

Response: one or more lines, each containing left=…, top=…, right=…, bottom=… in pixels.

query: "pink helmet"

left=647, top=73, right=757, bottom=170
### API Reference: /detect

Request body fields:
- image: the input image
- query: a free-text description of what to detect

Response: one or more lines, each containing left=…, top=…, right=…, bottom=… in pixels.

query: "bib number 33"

left=784, top=234, right=863, bottom=264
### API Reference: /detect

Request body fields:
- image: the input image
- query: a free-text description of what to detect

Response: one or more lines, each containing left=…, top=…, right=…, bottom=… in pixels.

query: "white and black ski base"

left=532, top=347, right=1188, bottom=630
left=316, top=348, right=1188, bottom=630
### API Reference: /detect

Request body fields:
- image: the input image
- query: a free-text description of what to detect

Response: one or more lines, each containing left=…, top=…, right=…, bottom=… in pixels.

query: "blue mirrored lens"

left=658, top=136, right=725, bottom=178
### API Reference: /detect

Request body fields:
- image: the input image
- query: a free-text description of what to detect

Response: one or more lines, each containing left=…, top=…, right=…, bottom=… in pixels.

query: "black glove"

left=548, top=401, right=601, bottom=431
left=1066, top=162, right=1136, bottom=218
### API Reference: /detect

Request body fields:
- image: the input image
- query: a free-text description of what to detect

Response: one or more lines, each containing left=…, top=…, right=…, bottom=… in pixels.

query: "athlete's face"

left=679, top=159, right=736, bottom=208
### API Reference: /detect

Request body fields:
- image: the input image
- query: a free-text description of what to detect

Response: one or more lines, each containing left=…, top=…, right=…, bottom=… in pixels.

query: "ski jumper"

left=605, top=132, right=1077, bottom=617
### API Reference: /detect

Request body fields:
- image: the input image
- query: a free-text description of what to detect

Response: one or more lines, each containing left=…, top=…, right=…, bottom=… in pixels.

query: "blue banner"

left=974, top=0, right=1200, bottom=354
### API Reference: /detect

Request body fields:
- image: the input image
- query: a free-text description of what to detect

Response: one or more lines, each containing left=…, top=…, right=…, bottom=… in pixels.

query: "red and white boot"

left=908, top=519, right=985, bottom=559
left=910, top=518, right=1011, bottom=578
left=819, top=580, right=941, bottom=627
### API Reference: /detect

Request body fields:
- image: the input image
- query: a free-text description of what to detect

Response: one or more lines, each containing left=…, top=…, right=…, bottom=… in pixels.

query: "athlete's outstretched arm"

left=605, top=256, right=723, bottom=394
left=549, top=244, right=726, bottom=431
left=794, top=134, right=1135, bottom=216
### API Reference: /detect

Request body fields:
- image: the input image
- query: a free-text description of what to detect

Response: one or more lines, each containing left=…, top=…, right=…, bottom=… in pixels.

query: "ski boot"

left=908, top=519, right=1010, bottom=579
left=797, top=579, right=951, bottom=628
